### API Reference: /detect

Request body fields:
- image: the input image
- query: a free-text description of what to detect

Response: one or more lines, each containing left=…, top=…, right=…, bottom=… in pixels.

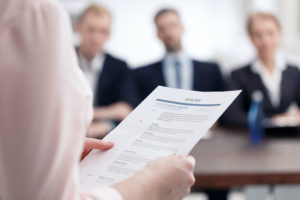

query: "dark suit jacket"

left=223, top=64, right=300, bottom=127
left=133, top=60, right=224, bottom=103
left=76, top=49, right=137, bottom=107
left=93, top=53, right=131, bottom=107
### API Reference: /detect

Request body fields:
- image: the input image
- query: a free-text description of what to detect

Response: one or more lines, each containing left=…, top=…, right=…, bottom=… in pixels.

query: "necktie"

left=174, top=59, right=182, bottom=89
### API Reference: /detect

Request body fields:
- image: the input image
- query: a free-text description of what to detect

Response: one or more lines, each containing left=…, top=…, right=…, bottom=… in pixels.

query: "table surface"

left=190, top=128, right=300, bottom=189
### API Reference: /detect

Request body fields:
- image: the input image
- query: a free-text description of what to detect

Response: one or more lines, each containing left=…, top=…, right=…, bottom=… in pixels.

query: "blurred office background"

left=61, top=0, right=300, bottom=199
left=61, top=0, right=300, bottom=75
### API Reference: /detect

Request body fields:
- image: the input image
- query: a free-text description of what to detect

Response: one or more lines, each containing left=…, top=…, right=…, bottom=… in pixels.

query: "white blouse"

left=78, top=53, right=105, bottom=94
left=251, top=54, right=286, bottom=107
left=0, top=0, right=122, bottom=199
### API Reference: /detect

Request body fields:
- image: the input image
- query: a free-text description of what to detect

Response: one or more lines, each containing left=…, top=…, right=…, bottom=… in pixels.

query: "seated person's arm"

left=93, top=101, right=132, bottom=121
left=272, top=71, right=300, bottom=125
left=87, top=120, right=114, bottom=139
left=88, top=102, right=132, bottom=139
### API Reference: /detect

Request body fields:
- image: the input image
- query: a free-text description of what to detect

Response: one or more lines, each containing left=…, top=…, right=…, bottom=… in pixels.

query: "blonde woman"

left=225, top=12, right=300, bottom=127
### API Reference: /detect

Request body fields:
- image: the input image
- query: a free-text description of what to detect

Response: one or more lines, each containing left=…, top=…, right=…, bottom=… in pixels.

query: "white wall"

left=61, top=0, right=300, bottom=73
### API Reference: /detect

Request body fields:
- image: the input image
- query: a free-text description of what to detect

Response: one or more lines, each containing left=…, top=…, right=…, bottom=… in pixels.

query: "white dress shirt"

left=0, top=0, right=122, bottom=199
left=251, top=54, right=287, bottom=107
left=162, top=51, right=194, bottom=90
left=78, top=53, right=105, bottom=93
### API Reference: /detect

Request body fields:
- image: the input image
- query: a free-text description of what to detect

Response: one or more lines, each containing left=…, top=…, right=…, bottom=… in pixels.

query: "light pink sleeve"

left=0, top=0, right=122, bottom=200
left=81, top=187, right=123, bottom=200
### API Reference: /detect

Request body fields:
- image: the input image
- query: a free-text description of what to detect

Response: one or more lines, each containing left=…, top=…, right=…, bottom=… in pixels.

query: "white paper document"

left=79, top=86, right=240, bottom=190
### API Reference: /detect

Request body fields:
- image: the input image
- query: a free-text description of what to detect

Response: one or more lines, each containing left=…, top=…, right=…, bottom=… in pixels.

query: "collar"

left=78, top=52, right=105, bottom=72
left=251, top=53, right=287, bottom=74
left=164, top=50, right=189, bottom=64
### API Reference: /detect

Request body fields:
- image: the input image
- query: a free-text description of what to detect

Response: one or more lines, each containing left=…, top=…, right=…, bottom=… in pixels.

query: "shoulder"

left=105, top=53, right=128, bottom=67
left=231, top=64, right=252, bottom=78
left=193, top=60, right=219, bottom=68
left=192, top=60, right=221, bottom=72
left=285, top=64, right=300, bottom=74
left=33, top=0, right=69, bottom=23
left=192, top=60, right=223, bottom=77
left=134, top=60, right=162, bottom=73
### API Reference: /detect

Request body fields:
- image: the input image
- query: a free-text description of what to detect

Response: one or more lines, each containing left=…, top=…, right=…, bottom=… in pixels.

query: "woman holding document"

left=0, top=0, right=195, bottom=200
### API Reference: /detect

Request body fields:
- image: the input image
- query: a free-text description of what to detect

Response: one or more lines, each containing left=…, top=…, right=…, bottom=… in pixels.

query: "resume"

left=79, top=86, right=240, bottom=190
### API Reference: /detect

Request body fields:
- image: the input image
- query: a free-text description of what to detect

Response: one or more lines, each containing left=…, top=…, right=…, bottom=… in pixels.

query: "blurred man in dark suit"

left=76, top=5, right=137, bottom=138
left=132, top=8, right=226, bottom=200
left=133, top=8, right=224, bottom=102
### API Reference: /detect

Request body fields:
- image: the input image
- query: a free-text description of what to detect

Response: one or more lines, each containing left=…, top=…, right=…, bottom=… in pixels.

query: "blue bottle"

left=248, top=91, right=264, bottom=145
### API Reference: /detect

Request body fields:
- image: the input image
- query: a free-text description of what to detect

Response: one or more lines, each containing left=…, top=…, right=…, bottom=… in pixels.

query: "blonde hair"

left=247, top=12, right=281, bottom=35
left=154, top=8, right=180, bottom=23
left=78, top=4, right=111, bottom=23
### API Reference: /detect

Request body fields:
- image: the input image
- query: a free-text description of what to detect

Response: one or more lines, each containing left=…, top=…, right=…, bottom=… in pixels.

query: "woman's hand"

left=112, top=154, right=195, bottom=200
left=145, top=154, right=196, bottom=200
left=93, top=101, right=132, bottom=121
left=81, top=138, right=114, bottom=161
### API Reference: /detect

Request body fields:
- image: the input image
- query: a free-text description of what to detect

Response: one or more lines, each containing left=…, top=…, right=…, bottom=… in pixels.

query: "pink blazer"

left=0, top=0, right=122, bottom=199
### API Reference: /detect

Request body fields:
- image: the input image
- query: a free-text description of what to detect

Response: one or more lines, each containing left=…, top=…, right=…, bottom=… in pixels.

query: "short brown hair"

left=78, top=4, right=111, bottom=23
left=247, top=12, right=281, bottom=35
left=154, top=8, right=180, bottom=23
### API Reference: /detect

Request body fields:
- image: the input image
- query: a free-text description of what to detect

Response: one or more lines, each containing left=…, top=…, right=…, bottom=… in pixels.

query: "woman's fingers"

left=185, top=155, right=196, bottom=169
left=85, top=138, right=114, bottom=150
left=81, top=138, right=114, bottom=161
left=142, top=154, right=196, bottom=200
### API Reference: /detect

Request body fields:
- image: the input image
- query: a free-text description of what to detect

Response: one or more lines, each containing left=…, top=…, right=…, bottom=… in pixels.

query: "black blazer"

left=133, top=60, right=224, bottom=103
left=93, top=53, right=132, bottom=107
left=223, top=64, right=300, bottom=127
left=76, top=49, right=136, bottom=107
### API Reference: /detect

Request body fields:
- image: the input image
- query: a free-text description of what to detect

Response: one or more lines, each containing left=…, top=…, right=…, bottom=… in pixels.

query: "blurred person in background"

left=76, top=4, right=137, bottom=138
left=132, top=8, right=226, bottom=200
left=0, top=0, right=195, bottom=199
left=133, top=8, right=224, bottom=103
left=224, top=12, right=300, bottom=128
